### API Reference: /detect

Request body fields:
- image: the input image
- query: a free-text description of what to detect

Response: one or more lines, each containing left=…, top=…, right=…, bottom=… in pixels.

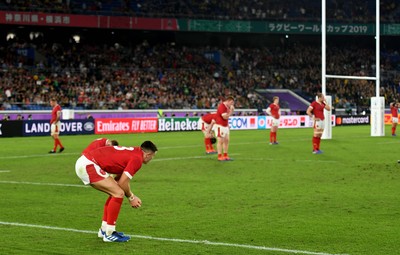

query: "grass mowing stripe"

left=153, top=153, right=240, bottom=161
left=0, top=221, right=348, bottom=255
left=245, top=157, right=338, bottom=163
left=0, top=153, right=239, bottom=161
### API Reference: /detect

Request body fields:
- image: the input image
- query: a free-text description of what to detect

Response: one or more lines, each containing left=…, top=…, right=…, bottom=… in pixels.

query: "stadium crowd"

left=0, top=0, right=399, bottom=22
left=1, top=38, right=400, bottom=113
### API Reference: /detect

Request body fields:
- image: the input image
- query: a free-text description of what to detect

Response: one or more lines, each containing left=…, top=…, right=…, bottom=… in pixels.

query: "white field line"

left=0, top=152, right=78, bottom=159
left=0, top=221, right=348, bottom=255
left=0, top=180, right=88, bottom=188
left=0, top=170, right=11, bottom=173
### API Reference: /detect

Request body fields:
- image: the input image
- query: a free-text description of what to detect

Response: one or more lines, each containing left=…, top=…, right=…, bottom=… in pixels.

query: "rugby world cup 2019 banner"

left=23, top=119, right=95, bottom=136
left=95, top=118, right=158, bottom=134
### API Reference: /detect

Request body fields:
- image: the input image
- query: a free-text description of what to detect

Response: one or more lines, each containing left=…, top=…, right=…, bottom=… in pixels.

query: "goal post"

left=322, top=0, right=383, bottom=137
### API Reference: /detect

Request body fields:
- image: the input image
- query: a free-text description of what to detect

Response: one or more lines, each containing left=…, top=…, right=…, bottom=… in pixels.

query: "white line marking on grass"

left=0, top=221, right=348, bottom=255
left=0, top=180, right=87, bottom=188
left=0, top=152, right=77, bottom=159
left=0, top=170, right=11, bottom=173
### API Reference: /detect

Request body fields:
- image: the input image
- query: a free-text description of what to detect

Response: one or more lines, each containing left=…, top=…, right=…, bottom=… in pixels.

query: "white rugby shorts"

left=51, top=122, right=61, bottom=135
left=314, top=119, right=325, bottom=130
left=214, top=124, right=230, bottom=138
left=271, top=118, right=280, bottom=127
left=198, top=118, right=209, bottom=132
left=75, top=155, right=109, bottom=185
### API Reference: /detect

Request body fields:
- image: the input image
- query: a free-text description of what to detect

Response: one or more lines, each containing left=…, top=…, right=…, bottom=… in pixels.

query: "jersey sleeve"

left=124, top=157, right=143, bottom=179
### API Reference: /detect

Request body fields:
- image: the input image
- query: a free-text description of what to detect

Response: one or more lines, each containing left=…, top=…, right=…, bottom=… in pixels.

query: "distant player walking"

left=390, top=101, right=399, bottom=136
left=266, top=96, right=280, bottom=145
left=49, top=97, right=65, bottom=153
left=306, top=93, right=331, bottom=154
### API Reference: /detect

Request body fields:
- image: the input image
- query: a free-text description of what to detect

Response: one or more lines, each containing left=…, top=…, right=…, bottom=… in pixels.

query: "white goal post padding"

left=322, top=95, right=332, bottom=139
left=370, top=97, right=385, bottom=137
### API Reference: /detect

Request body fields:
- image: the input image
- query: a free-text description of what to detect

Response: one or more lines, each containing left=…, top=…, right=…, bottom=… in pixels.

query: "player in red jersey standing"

left=198, top=113, right=217, bottom=154
left=215, top=96, right=235, bottom=161
left=390, top=101, right=399, bottom=136
left=49, top=97, right=65, bottom=153
left=75, top=141, right=158, bottom=242
left=82, top=138, right=119, bottom=155
left=306, top=92, right=331, bottom=154
left=266, top=96, right=280, bottom=145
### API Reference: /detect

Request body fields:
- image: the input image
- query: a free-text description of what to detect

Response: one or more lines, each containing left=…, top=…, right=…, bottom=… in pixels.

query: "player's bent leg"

left=90, top=178, right=130, bottom=242
left=90, top=177, right=125, bottom=198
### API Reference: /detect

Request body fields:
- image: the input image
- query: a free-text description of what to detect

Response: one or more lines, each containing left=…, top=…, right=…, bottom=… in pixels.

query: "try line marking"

left=0, top=221, right=348, bottom=255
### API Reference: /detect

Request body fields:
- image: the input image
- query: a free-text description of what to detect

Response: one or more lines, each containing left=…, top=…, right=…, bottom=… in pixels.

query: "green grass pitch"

left=1, top=125, right=400, bottom=255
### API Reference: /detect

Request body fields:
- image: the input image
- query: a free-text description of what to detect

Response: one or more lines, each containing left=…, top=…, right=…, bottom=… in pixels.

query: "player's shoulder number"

left=113, top=146, right=135, bottom=151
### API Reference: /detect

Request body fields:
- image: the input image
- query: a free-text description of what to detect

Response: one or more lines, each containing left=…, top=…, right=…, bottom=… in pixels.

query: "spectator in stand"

left=1, top=39, right=400, bottom=113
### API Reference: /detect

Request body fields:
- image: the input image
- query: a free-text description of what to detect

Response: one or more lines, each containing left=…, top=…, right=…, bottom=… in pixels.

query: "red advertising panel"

left=0, top=11, right=178, bottom=30
left=132, top=17, right=178, bottom=30
left=96, top=16, right=136, bottom=29
left=95, top=118, right=158, bottom=134
left=385, top=113, right=393, bottom=124
left=0, top=11, right=99, bottom=27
